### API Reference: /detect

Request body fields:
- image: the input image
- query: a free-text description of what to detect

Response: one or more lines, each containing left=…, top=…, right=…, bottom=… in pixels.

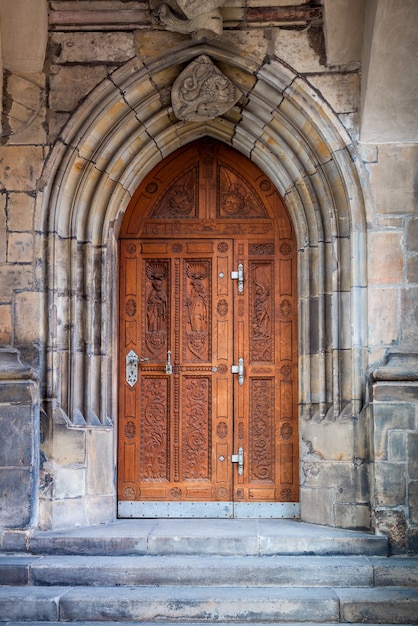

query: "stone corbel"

left=154, top=0, right=225, bottom=40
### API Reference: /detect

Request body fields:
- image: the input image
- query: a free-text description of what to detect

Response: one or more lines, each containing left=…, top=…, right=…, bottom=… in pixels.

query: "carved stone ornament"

left=172, top=55, right=241, bottom=122
left=155, top=0, right=225, bottom=40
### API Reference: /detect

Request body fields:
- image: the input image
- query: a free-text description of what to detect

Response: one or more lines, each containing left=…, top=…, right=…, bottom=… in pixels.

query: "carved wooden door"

left=118, top=139, right=298, bottom=518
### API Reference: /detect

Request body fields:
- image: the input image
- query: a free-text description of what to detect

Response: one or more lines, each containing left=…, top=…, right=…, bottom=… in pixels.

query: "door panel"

left=118, top=139, right=298, bottom=517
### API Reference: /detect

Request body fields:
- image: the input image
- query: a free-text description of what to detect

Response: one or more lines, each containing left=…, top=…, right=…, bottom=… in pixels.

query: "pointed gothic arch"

left=40, top=41, right=369, bottom=527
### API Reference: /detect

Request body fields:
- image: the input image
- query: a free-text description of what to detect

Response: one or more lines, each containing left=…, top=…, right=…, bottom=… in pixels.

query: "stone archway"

left=39, top=42, right=369, bottom=530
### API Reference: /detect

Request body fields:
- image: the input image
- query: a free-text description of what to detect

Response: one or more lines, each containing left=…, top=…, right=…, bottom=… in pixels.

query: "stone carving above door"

left=155, top=0, right=225, bottom=40
left=172, top=55, right=241, bottom=121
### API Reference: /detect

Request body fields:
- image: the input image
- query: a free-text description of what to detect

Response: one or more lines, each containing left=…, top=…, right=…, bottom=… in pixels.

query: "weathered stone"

left=14, top=291, right=42, bottom=344
left=272, top=28, right=325, bottom=73
left=401, top=287, right=418, bottom=344
left=0, top=305, right=12, bottom=344
left=408, top=432, right=418, bottom=479
left=374, top=462, right=406, bottom=507
left=388, top=431, right=407, bottom=462
left=51, top=32, right=135, bottom=64
left=407, top=255, right=418, bottom=285
left=368, top=286, right=399, bottom=345
left=86, top=429, right=114, bottom=496
left=409, top=481, right=418, bottom=525
left=373, top=402, right=415, bottom=460
left=7, top=232, right=33, bottom=263
left=375, top=509, right=408, bottom=554
left=368, top=231, right=404, bottom=285
left=54, top=467, right=86, bottom=499
left=49, top=65, right=109, bottom=112
left=0, top=146, right=43, bottom=192
left=7, top=192, right=35, bottom=232
left=369, top=144, right=418, bottom=215
left=307, top=72, right=359, bottom=113
left=334, top=503, right=371, bottom=531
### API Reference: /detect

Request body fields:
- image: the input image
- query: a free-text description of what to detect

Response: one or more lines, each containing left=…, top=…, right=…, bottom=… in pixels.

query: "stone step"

left=1, top=623, right=416, bottom=626
left=1, top=555, right=418, bottom=588
left=8, top=519, right=388, bottom=557
left=0, top=585, right=418, bottom=623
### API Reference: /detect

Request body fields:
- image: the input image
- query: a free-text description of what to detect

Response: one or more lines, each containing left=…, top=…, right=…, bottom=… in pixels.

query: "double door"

left=118, top=234, right=298, bottom=517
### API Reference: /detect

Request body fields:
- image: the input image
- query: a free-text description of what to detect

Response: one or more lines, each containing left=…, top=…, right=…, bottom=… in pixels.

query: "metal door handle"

left=232, top=447, right=244, bottom=475
left=231, top=357, right=244, bottom=385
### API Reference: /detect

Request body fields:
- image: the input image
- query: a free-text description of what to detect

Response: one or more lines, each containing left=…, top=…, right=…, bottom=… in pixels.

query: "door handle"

left=231, top=357, right=244, bottom=385
left=232, top=447, right=244, bottom=475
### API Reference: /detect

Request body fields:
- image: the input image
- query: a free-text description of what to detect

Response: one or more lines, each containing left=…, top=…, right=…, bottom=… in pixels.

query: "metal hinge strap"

left=231, top=263, right=244, bottom=293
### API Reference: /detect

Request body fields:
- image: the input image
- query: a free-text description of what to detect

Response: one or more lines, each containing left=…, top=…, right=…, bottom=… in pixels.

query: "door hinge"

left=231, top=263, right=244, bottom=293
left=232, top=446, right=244, bottom=475
left=231, top=357, right=244, bottom=385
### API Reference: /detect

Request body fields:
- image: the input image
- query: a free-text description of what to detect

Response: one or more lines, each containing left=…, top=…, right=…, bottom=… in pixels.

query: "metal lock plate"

left=126, top=349, right=139, bottom=387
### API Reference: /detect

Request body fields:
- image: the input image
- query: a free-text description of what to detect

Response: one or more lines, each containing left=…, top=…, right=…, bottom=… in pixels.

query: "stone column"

left=370, top=352, right=418, bottom=554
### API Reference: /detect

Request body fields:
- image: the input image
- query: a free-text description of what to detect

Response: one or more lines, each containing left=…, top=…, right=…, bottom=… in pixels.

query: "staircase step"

left=22, top=519, right=388, bottom=557
left=1, top=586, right=418, bottom=623
left=0, top=555, right=372, bottom=587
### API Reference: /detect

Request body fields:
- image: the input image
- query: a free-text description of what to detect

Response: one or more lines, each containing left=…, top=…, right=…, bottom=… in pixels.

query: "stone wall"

left=0, top=1, right=416, bottom=552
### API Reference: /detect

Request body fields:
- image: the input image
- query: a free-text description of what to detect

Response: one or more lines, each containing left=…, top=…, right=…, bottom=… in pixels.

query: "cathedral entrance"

left=117, top=139, right=298, bottom=518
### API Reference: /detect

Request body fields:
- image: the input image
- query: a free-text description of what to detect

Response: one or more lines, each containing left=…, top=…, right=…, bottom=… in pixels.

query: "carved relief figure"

left=219, top=167, right=266, bottom=217
left=155, top=0, right=225, bottom=40
left=172, top=56, right=241, bottom=122
left=184, top=262, right=210, bottom=360
left=145, top=263, right=168, bottom=356
left=152, top=168, right=197, bottom=218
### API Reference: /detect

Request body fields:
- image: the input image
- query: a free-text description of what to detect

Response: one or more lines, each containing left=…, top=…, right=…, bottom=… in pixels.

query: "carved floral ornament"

left=172, top=55, right=241, bottom=121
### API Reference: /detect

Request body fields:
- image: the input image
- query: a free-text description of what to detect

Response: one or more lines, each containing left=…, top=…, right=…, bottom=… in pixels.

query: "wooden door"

left=118, top=139, right=298, bottom=518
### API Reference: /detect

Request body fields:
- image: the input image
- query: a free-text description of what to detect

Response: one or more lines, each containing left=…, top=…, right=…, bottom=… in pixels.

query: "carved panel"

left=218, top=165, right=267, bottom=218
left=249, top=378, right=274, bottom=482
left=249, top=262, right=274, bottom=363
left=249, top=243, right=274, bottom=256
left=183, top=260, right=211, bottom=362
left=143, top=261, right=169, bottom=359
left=151, top=166, right=198, bottom=219
left=182, top=377, right=211, bottom=480
left=140, top=378, right=169, bottom=481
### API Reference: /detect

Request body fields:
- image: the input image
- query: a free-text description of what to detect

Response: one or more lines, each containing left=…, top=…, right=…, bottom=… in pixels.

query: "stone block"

left=374, top=462, right=406, bottom=507
left=338, top=587, right=418, bottom=624
left=223, top=29, right=269, bottom=64
left=388, top=431, right=407, bottom=462
left=86, top=429, right=115, bottom=496
left=407, top=216, right=418, bottom=253
left=368, top=231, right=403, bottom=285
left=334, top=503, right=371, bottom=531
left=409, top=481, right=418, bottom=525
left=302, top=420, right=355, bottom=461
left=272, top=28, right=325, bottom=73
left=52, top=425, right=86, bottom=465
left=300, top=486, right=335, bottom=526
left=0, top=146, right=43, bottom=192
left=373, top=403, right=415, bottom=460
left=52, top=32, right=135, bottom=64
left=374, top=381, right=418, bottom=404
left=54, top=467, right=86, bottom=499
left=5, top=71, right=46, bottom=144
left=0, top=587, right=61, bottom=622
left=368, top=286, right=399, bottom=345
left=374, top=509, right=408, bottom=554
left=50, top=65, right=109, bottom=112
left=401, top=287, right=418, bottom=344
left=408, top=432, right=418, bottom=479
left=7, top=192, right=35, bottom=231
left=134, top=31, right=188, bottom=60
left=86, top=495, right=116, bottom=526
left=369, top=144, right=418, bottom=215
left=302, top=460, right=369, bottom=502
left=0, top=468, right=32, bottom=527
left=7, top=232, right=33, bottom=263
left=0, top=195, right=6, bottom=264
left=407, top=255, right=418, bottom=285
left=0, top=304, right=12, bottom=344
left=14, top=291, right=42, bottom=344
left=0, top=405, right=32, bottom=466
left=49, top=497, right=88, bottom=530
left=307, top=72, right=359, bottom=113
